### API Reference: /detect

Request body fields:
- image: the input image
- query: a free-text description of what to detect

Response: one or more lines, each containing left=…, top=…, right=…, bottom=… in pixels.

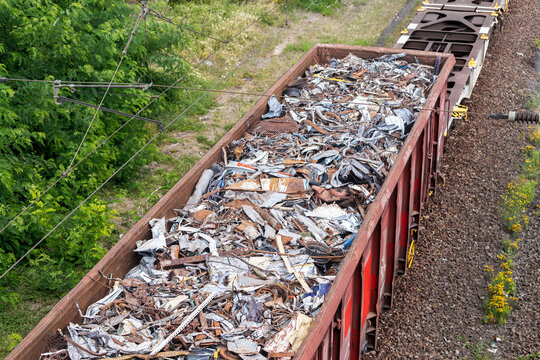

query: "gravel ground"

left=365, top=0, right=540, bottom=358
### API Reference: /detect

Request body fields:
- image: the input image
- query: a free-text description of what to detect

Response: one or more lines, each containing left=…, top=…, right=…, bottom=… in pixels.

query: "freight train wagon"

left=8, top=44, right=454, bottom=360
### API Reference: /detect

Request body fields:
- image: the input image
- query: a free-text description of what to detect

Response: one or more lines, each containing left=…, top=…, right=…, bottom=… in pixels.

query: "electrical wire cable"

left=70, top=88, right=156, bottom=98
left=0, top=1, right=284, bottom=86
left=85, top=83, right=499, bottom=118
left=120, top=84, right=492, bottom=115
left=0, top=7, right=291, bottom=281
left=41, top=83, right=513, bottom=118
left=66, top=2, right=147, bottom=173
left=0, top=0, right=288, bottom=237
left=143, top=5, right=153, bottom=84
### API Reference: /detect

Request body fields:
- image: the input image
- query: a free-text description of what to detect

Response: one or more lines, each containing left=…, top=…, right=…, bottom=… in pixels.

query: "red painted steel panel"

left=397, top=162, right=411, bottom=273
left=361, top=250, right=373, bottom=327
left=420, top=127, right=429, bottom=209
left=409, top=148, right=420, bottom=240
left=412, top=137, right=423, bottom=215
left=382, top=191, right=397, bottom=309
left=321, top=328, right=331, bottom=360
left=378, top=208, right=390, bottom=314
left=370, top=228, right=381, bottom=319
left=341, top=284, right=353, bottom=360
left=349, top=263, right=362, bottom=360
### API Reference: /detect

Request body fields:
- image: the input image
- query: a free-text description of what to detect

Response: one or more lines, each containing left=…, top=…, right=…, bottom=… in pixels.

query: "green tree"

left=0, top=0, right=191, bottom=291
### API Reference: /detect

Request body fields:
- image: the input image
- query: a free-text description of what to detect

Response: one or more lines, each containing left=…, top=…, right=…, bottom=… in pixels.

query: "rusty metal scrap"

left=43, top=53, right=434, bottom=360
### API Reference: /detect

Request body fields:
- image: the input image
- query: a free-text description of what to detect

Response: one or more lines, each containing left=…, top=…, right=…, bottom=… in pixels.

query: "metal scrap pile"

left=44, top=53, right=434, bottom=360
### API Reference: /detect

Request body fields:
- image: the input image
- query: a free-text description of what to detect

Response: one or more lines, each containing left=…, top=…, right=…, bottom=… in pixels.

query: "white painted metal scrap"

left=149, top=291, right=217, bottom=356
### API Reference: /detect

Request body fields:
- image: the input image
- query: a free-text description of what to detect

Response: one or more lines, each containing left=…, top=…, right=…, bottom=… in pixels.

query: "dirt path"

left=365, top=0, right=540, bottom=358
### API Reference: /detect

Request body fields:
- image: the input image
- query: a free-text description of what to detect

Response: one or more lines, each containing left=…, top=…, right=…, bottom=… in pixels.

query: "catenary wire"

left=0, top=0, right=288, bottom=237
left=0, top=3, right=293, bottom=280
left=70, top=88, right=156, bottom=98
left=124, top=84, right=499, bottom=117
left=40, top=81, right=503, bottom=117
left=45, top=82, right=503, bottom=118
left=144, top=6, right=153, bottom=84
left=66, top=2, right=147, bottom=172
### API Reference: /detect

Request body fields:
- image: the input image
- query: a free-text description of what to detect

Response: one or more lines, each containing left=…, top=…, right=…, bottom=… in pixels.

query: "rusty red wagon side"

left=8, top=44, right=454, bottom=360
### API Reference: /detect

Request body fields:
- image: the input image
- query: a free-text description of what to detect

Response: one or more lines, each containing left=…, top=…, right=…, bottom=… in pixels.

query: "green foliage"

left=285, top=39, right=314, bottom=53
left=517, top=353, right=540, bottom=360
left=0, top=0, right=206, bottom=294
left=0, top=282, right=58, bottom=358
left=6, top=333, right=22, bottom=352
left=196, top=134, right=216, bottom=149
left=457, top=336, right=495, bottom=360
left=350, top=38, right=376, bottom=46
left=526, top=90, right=540, bottom=110
left=288, top=0, right=342, bottom=15
left=501, top=179, right=536, bottom=233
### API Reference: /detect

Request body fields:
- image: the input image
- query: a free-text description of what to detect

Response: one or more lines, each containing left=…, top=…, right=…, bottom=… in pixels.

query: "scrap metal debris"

left=42, top=53, right=434, bottom=360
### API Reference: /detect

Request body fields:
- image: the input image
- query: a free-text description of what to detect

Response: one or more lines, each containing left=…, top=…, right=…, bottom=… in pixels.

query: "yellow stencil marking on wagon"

left=407, top=240, right=416, bottom=268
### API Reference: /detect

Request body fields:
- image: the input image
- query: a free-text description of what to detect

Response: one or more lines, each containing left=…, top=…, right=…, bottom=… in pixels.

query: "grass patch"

left=350, top=37, right=376, bottom=46
left=526, top=90, right=540, bottom=110
left=517, top=353, right=540, bottom=360
left=502, top=127, right=540, bottom=233
left=501, top=179, right=536, bottom=233
left=196, top=134, right=217, bottom=149
left=458, top=336, right=495, bottom=360
left=483, top=125, right=540, bottom=325
left=0, top=285, right=61, bottom=357
left=285, top=38, right=314, bottom=53
left=288, top=0, right=342, bottom=15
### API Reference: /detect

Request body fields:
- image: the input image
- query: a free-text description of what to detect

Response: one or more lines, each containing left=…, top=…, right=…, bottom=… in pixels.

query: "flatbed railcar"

left=395, top=0, right=508, bottom=124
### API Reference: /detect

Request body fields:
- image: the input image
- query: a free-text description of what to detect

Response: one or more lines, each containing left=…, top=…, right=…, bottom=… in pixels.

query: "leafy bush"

left=0, top=0, right=202, bottom=292
left=6, top=333, right=22, bottom=352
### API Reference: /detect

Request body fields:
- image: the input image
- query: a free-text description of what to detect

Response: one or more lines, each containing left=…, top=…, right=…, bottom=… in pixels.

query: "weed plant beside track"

left=484, top=125, right=540, bottom=324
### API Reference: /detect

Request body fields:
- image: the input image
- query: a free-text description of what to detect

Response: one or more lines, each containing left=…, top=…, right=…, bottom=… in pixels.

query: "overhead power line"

left=0, top=1, right=286, bottom=236
left=0, top=5, right=292, bottom=280
left=57, top=96, right=163, bottom=128
left=66, top=1, right=148, bottom=173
